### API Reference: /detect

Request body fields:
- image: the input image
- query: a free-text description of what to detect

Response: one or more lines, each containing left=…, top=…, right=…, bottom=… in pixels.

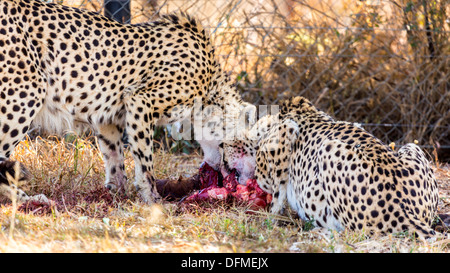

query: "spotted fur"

left=223, top=96, right=439, bottom=238
left=0, top=0, right=255, bottom=203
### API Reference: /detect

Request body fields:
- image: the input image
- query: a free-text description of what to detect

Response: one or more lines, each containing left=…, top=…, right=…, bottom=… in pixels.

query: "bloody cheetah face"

left=220, top=114, right=282, bottom=185
left=221, top=116, right=299, bottom=188
left=220, top=139, right=257, bottom=185
left=195, top=101, right=257, bottom=173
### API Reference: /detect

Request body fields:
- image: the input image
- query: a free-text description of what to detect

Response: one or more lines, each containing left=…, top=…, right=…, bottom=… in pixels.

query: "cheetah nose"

left=106, top=183, right=117, bottom=191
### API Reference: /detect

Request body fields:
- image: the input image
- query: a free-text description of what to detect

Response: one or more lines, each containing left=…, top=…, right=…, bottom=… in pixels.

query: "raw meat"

left=183, top=162, right=272, bottom=210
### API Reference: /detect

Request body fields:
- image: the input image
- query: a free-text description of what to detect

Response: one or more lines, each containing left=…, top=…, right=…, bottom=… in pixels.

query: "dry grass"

left=0, top=135, right=448, bottom=253
left=53, top=0, right=450, bottom=151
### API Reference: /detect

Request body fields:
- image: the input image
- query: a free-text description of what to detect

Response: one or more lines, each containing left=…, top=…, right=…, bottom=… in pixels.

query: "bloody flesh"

left=185, top=162, right=272, bottom=210
left=17, top=162, right=272, bottom=215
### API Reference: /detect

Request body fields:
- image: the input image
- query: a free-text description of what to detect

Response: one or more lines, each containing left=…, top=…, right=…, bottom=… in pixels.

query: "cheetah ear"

left=281, top=96, right=308, bottom=116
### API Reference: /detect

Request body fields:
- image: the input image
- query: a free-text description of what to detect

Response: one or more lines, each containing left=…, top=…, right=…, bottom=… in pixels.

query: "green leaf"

left=404, top=2, right=414, bottom=12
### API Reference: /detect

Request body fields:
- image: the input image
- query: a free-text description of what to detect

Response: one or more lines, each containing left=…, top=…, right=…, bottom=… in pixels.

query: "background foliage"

left=47, top=0, right=450, bottom=159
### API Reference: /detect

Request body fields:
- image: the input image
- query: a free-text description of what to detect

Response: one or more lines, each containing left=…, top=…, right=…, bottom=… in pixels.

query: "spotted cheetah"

left=0, top=0, right=255, bottom=203
left=222, top=96, right=439, bottom=238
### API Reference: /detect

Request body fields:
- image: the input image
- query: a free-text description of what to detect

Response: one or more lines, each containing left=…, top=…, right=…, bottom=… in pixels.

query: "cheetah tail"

left=400, top=204, right=437, bottom=240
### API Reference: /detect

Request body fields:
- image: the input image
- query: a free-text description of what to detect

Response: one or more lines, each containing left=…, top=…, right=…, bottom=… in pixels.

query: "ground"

left=0, top=136, right=449, bottom=253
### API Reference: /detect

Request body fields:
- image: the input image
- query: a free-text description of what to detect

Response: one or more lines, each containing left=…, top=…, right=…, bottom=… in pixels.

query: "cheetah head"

left=195, top=101, right=257, bottom=172
left=220, top=97, right=310, bottom=182
left=220, top=114, right=280, bottom=185
left=220, top=138, right=257, bottom=185
left=221, top=113, right=300, bottom=187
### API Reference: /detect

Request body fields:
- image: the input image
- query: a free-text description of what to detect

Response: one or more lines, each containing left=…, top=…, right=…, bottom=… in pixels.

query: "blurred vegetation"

left=214, top=0, right=449, bottom=158
left=47, top=0, right=449, bottom=159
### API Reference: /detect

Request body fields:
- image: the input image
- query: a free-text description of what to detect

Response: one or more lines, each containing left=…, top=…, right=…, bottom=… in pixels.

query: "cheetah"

left=222, top=96, right=440, bottom=238
left=0, top=0, right=256, bottom=203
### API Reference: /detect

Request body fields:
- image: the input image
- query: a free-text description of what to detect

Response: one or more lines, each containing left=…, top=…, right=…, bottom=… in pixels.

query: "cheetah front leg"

left=255, top=151, right=288, bottom=216
left=260, top=119, right=298, bottom=216
left=97, top=124, right=127, bottom=192
left=269, top=180, right=288, bottom=216
left=125, top=97, right=161, bottom=204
